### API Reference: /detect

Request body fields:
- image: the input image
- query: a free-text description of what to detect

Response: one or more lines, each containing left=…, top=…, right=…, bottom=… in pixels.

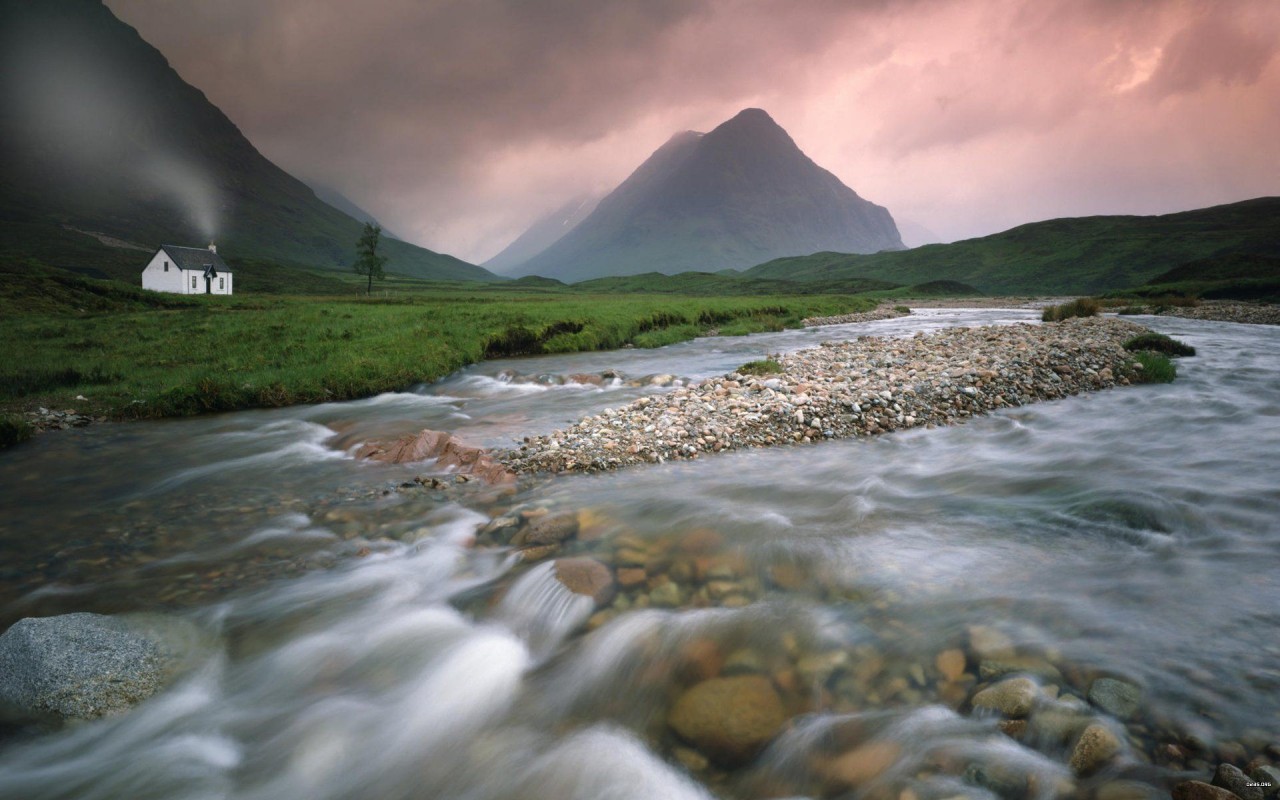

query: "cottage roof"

left=155, top=245, right=232, bottom=274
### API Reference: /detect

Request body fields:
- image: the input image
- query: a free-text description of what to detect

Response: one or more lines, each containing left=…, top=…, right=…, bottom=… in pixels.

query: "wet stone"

left=1173, top=781, right=1245, bottom=800
left=971, top=676, right=1040, bottom=718
left=522, top=512, right=579, bottom=545
left=1214, top=764, right=1266, bottom=800
left=553, top=558, right=615, bottom=605
left=1069, top=723, right=1123, bottom=776
left=667, top=675, right=788, bottom=767
left=1089, top=677, right=1143, bottom=720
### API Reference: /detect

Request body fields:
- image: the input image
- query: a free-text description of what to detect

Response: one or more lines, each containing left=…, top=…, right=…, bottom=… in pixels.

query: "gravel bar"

left=500, top=316, right=1153, bottom=475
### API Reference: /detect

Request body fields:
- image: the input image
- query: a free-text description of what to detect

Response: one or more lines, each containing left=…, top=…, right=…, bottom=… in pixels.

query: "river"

left=0, top=309, right=1277, bottom=799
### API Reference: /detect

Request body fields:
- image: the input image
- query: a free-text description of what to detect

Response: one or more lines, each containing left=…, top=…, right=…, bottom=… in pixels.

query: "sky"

left=105, top=0, right=1280, bottom=262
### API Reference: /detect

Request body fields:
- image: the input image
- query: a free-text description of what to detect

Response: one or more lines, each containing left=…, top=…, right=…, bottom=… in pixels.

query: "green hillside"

left=744, top=197, right=1280, bottom=294
left=1111, top=252, right=1280, bottom=302
left=0, top=0, right=494, bottom=282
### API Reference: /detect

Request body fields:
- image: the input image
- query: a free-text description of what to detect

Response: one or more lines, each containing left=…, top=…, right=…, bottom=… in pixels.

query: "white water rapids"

left=0, top=309, right=1277, bottom=799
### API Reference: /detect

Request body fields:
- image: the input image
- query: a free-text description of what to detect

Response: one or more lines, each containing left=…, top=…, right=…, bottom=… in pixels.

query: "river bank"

left=500, top=316, right=1154, bottom=475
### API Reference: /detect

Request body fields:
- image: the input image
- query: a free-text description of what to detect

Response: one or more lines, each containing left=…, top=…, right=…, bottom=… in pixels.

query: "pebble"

left=500, top=317, right=1151, bottom=475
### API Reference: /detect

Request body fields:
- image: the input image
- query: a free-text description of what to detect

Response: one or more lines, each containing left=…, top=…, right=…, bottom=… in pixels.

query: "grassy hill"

left=1108, top=252, right=1280, bottom=302
left=744, top=198, right=1280, bottom=295
left=0, top=0, right=494, bottom=283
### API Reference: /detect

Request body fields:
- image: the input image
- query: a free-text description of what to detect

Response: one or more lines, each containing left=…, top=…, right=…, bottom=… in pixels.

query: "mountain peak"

left=504, top=108, right=903, bottom=281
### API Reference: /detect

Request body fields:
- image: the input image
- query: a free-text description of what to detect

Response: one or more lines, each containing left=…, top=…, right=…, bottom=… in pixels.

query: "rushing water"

left=0, top=309, right=1277, bottom=799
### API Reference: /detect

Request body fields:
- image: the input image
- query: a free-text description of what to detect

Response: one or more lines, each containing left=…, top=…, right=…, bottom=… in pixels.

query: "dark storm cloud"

left=104, top=0, right=1279, bottom=258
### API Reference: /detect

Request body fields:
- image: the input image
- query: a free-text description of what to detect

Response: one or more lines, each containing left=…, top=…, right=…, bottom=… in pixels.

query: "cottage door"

left=205, top=276, right=212, bottom=294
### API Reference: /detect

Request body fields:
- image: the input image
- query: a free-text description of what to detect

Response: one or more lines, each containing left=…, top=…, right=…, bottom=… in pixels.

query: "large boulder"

left=667, top=675, right=788, bottom=766
left=0, top=612, right=199, bottom=722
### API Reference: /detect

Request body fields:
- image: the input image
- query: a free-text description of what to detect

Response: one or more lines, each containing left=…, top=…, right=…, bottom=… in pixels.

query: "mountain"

left=485, top=194, right=601, bottom=273
left=505, top=108, right=903, bottom=282
left=307, top=182, right=401, bottom=241
left=743, top=197, right=1280, bottom=295
left=896, top=218, right=944, bottom=248
left=0, top=0, right=493, bottom=282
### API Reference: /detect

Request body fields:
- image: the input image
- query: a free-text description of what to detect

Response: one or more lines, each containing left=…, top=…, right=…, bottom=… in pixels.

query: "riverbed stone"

left=667, top=675, right=788, bottom=766
left=824, top=741, right=902, bottom=789
left=936, top=648, right=967, bottom=682
left=649, top=581, right=683, bottom=608
left=971, top=676, right=1040, bottom=718
left=979, top=655, right=1063, bottom=684
left=1250, top=766, right=1280, bottom=799
left=1088, top=677, right=1142, bottom=720
left=0, top=612, right=196, bottom=722
left=522, top=512, right=580, bottom=545
left=553, top=558, right=615, bottom=605
left=1214, top=764, right=1265, bottom=800
left=1069, top=723, right=1123, bottom=775
left=1173, top=781, right=1244, bottom=800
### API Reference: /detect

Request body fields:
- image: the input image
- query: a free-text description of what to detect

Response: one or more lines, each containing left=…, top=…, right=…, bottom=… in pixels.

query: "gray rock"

left=1214, top=763, right=1265, bottom=800
left=0, top=612, right=198, bottom=721
left=1250, top=765, right=1280, bottom=799
left=1088, top=677, right=1142, bottom=719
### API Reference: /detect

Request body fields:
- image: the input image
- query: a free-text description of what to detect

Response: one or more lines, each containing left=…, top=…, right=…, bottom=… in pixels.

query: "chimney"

left=208, top=242, right=217, bottom=254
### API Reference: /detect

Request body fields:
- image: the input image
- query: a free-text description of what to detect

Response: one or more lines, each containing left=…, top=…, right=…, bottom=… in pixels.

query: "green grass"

left=0, top=415, right=34, bottom=448
left=1041, top=298, right=1101, bottom=321
left=1129, top=351, right=1177, bottom=384
left=0, top=278, right=876, bottom=425
left=1123, top=333, right=1196, bottom=357
left=893, top=305, right=911, bottom=314
left=737, top=359, right=782, bottom=376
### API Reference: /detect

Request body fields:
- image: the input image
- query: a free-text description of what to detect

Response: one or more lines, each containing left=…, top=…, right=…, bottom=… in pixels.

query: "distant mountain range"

left=0, top=0, right=492, bottom=282
left=743, top=197, right=1280, bottom=295
left=500, top=108, right=903, bottom=282
left=484, top=194, right=601, bottom=272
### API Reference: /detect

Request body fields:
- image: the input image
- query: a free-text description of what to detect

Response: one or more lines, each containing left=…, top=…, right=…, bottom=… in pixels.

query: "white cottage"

left=140, top=244, right=233, bottom=295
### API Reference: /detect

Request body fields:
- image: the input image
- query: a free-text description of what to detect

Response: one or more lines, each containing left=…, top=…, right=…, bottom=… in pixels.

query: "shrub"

left=738, top=358, right=782, bottom=375
left=0, top=365, right=117, bottom=400
left=893, top=305, right=911, bottom=314
left=1129, top=351, right=1177, bottom=384
left=0, top=414, right=34, bottom=448
left=1123, top=333, right=1196, bottom=357
left=1041, top=298, right=1101, bottom=322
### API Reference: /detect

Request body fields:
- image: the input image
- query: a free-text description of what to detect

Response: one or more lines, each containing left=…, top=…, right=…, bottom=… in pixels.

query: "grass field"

left=0, top=267, right=876, bottom=424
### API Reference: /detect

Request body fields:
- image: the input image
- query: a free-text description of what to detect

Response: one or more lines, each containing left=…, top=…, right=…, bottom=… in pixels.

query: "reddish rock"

left=553, top=558, right=615, bottom=605
left=823, top=741, right=903, bottom=790
left=354, top=429, right=516, bottom=484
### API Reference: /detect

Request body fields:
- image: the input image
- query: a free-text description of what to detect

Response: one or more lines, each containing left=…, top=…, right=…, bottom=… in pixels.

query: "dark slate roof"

left=157, top=245, right=232, bottom=273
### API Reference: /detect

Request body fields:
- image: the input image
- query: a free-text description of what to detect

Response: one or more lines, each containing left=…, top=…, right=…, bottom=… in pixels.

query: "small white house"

left=141, top=244, right=233, bottom=295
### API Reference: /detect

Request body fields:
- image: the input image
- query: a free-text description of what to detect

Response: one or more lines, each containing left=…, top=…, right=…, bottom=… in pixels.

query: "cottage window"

left=192, top=275, right=197, bottom=289
left=219, top=277, right=224, bottom=290
left=164, top=261, right=169, bottom=272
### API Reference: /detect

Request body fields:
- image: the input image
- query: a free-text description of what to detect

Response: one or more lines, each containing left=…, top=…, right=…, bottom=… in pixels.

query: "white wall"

left=140, top=250, right=186, bottom=293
